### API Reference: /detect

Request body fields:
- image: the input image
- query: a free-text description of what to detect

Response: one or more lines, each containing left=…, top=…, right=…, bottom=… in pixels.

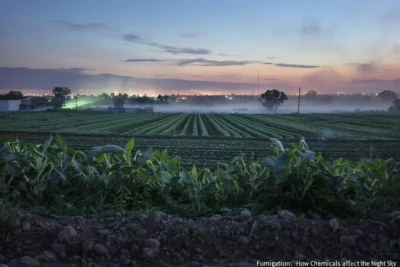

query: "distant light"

left=48, top=100, right=51, bottom=102
left=229, top=97, right=233, bottom=100
left=71, top=96, right=74, bottom=99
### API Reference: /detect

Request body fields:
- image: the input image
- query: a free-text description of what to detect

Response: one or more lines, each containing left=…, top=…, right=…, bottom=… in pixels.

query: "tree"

left=259, top=89, right=288, bottom=112
left=378, top=90, right=398, bottom=102
left=306, top=90, right=317, bottom=98
left=52, top=87, right=71, bottom=109
left=163, top=95, right=169, bottom=103
left=99, top=93, right=110, bottom=100
left=0, top=90, right=24, bottom=100
left=388, top=99, right=400, bottom=113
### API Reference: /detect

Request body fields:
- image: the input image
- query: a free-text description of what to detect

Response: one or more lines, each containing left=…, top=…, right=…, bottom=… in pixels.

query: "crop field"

left=1, top=131, right=399, bottom=168
left=1, top=111, right=400, bottom=140
left=1, top=111, right=399, bottom=167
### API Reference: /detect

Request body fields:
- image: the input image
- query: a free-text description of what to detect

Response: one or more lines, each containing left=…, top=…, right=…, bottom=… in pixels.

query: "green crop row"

left=1, top=135, right=399, bottom=218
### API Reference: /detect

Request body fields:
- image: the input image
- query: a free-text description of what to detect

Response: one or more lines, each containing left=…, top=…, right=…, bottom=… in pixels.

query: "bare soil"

left=1, top=210, right=400, bottom=267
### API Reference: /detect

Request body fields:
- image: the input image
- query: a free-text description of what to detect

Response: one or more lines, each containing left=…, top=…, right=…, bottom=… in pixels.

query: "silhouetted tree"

left=0, top=90, right=24, bottom=100
left=259, top=89, right=288, bottom=112
left=378, top=90, right=398, bottom=102
left=306, top=90, right=317, bottom=98
left=99, top=93, right=110, bottom=99
left=52, top=87, right=71, bottom=109
left=388, top=99, right=400, bottom=113
left=163, top=95, right=169, bottom=103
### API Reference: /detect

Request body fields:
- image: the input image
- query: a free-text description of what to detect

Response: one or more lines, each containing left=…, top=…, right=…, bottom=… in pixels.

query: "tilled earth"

left=1, top=210, right=400, bottom=267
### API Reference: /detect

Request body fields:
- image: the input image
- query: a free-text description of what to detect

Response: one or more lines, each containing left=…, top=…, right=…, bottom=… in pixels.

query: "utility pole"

left=257, top=69, right=260, bottom=95
left=297, top=87, right=301, bottom=114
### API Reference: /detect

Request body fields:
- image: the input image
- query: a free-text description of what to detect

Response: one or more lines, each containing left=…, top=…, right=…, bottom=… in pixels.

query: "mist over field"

left=84, top=99, right=393, bottom=114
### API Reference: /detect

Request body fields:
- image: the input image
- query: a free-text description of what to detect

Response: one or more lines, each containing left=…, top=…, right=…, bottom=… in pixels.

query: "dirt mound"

left=1, top=210, right=399, bottom=267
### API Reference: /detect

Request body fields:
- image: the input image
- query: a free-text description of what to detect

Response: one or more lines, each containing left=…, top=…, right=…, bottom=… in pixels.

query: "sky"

left=1, top=0, right=400, bottom=95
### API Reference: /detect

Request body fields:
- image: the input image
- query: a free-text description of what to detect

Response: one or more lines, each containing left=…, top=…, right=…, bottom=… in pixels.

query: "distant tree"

left=388, top=99, right=400, bottom=113
left=52, top=87, right=71, bottom=109
left=378, top=90, right=398, bottom=102
left=306, top=90, right=317, bottom=98
left=259, top=89, right=288, bottom=112
left=156, top=94, right=163, bottom=103
left=0, top=90, right=24, bottom=100
left=163, top=95, right=169, bottom=103
left=99, top=93, right=110, bottom=100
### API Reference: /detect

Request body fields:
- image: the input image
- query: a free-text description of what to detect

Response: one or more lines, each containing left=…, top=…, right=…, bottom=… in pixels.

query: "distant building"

left=20, top=97, right=52, bottom=110
left=0, top=99, right=22, bottom=111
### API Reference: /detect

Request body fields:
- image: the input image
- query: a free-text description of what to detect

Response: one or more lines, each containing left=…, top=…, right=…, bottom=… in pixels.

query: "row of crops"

left=1, top=131, right=399, bottom=168
left=1, top=134, right=400, bottom=218
left=1, top=111, right=400, bottom=139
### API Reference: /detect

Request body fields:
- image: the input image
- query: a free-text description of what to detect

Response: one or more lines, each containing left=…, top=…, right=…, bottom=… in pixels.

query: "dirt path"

left=1, top=210, right=399, bottom=267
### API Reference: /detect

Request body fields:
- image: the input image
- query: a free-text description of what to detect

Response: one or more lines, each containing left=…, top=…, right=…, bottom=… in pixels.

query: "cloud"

left=125, top=59, right=168, bottom=62
left=0, top=67, right=265, bottom=93
left=302, top=68, right=345, bottom=86
left=51, top=20, right=108, bottom=30
left=122, top=33, right=211, bottom=55
left=153, top=44, right=211, bottom=55
left=351, top=78, right=400, bottom=84
left=217, top=53, right=238, bottom=57
left=218, top=74, right=238, bottom=78
left=392, top=44, right=400, bottom=54
left=380, top=6, right=400, bottom=24
left=300, top=20, right=323, bottom=37
left=176, top=58, right=259, bottom=67
left=275, top=63, right=320, bottom=68
left=297, top=19, right=345, bottom=54
left=122, top=34, right=145, bottom=42
left=264, top=78, right=279, bottom=81
left=122, top=56, right=320, bottom=69
left=179, top=33, right=200, bottom=38
left=349, top=62, right=379, bottom=73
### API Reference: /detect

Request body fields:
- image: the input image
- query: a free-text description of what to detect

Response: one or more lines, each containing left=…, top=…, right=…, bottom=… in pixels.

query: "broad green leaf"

left=154, top=150, right=162, bottom=159
left=297, top=149, right=316, bottom=160
left=179, top=171, right=191, bottom=183
left=124, top=139, right=135, bottom=161
left=161, top=161, right=171, bottom=171
left=158, top=171, right=172, bottom=183
left=99, top=145, right=125, bottom=154
left=2, top=154, right=16, bottom=161
left=56, top=134, right=67, bottom=149
left=95, top=153, right=107, bottom=163
left=138, top=151, right=154, bottom=165
left=262, top=157, right=276, bottom=169
left=88, top=147, right=102, bottom=159
left=191, top=165, right=197, bottom=179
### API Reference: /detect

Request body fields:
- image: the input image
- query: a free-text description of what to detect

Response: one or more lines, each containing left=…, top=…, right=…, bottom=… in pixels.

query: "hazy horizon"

left=1, top=0, right=400, bottom=95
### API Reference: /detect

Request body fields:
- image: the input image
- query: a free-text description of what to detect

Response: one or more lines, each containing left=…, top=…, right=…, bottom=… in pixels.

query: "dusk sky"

left=1, top=0, right=400, bottom=95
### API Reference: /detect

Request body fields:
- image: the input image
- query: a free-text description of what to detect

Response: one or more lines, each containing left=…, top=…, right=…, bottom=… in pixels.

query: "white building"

left=0, top=100, right=22, bottom=111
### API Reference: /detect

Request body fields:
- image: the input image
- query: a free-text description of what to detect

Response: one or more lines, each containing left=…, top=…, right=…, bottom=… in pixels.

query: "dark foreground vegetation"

left=0, top=135, right=399, bottom=266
